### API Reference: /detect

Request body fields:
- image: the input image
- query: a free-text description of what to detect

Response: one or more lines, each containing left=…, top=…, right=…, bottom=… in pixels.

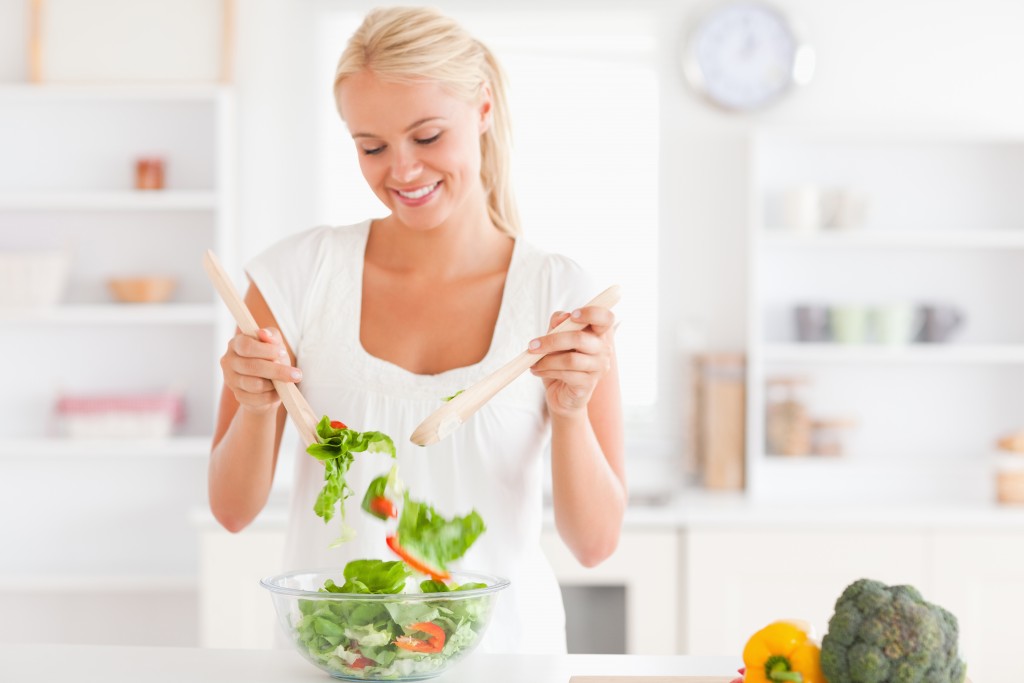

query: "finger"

left=528, top=368, right=595, bottom=387
left=532, top=348, right=605, bottom=375
left=548, top=311, right=572, bottom=331
left=528, top=328, right=606, bottom=357
left=567, top=306, right=616, bottom=334
left=232, top=328, right=289, bottom=361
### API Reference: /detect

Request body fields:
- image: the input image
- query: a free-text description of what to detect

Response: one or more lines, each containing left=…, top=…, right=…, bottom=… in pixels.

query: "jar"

left=135, top=157, right=165, bottom=190
left=809, top=418, right=858, bottom=456
left=765, top=376, right=810, bottom=456
left=995, top=455, right=1024, bottom=505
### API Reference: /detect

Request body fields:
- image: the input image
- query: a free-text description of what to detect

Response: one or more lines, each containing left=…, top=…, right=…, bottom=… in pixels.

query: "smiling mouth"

left=395, top=181, right=440, bottom=200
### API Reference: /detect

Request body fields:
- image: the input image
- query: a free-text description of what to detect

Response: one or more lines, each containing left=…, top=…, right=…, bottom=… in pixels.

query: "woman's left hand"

left=528, top=305, right=616, bottom=418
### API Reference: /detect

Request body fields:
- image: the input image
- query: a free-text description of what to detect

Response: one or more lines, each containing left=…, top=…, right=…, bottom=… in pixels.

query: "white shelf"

left=760, top=229, right=1024, bottom=249
left=0, top=436, right=211, bottom=458
left=0, top=574, right=197, bottom=592
left=762, top=343, right=1024, bottom=364
left=0, top=83, right=226, bottom=102
left=0, top=191, right=218, bottom=211
left=0, top=304, right=217, bottom=325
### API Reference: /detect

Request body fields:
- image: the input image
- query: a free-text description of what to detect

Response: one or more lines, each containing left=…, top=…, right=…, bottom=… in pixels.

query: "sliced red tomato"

left=329, top=420, right=348, bottom=430
left=385, top=535, right=450, bottom=581
left=394, top=622, right=446, bottom=654
left=407, top=622, right=445, bottom=650
left=395, top=635, right=438, bottom=653
left=369, top=495, right=397, bottom=519
left=350, top=656, right=374, bottom=670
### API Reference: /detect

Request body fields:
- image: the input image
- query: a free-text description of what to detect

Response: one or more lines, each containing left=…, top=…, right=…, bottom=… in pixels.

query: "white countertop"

left=191, top=489, right=1024, bottom=532
left=0, top=644, right=742, bottom=682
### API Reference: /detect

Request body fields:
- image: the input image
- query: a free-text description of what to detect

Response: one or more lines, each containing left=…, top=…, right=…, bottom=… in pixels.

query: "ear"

left=478, top=83, right=494, bottom=135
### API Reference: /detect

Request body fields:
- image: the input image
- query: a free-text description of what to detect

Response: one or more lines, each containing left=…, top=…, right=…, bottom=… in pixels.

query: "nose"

left=390, top=145, right=423, bottom=184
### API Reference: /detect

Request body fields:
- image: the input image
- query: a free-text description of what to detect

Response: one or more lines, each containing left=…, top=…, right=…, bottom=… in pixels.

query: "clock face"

left=683, top=1, right=813, bottom=111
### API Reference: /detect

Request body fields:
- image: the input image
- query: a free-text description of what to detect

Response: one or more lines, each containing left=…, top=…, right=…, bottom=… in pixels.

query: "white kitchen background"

left=2, top=0, right=1024, bottom=680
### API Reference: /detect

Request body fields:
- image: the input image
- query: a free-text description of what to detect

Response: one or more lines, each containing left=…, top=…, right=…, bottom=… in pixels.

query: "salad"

left=293, top=561, right=493, bottom=679
left=290, top=418, right=493, bottom=679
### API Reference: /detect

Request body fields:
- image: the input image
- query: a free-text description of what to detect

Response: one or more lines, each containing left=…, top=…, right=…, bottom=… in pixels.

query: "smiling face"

left=336, top=69, right=492, bottom=233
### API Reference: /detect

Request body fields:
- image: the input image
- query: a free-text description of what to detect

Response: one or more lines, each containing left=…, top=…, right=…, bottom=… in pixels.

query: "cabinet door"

left=199, top=528, right=285, bottom=649
left=541, top=527, right=679, bottom=655
left=683, top=528, right=928, bottom=655
left=930, top=530, right=1024, bottom=683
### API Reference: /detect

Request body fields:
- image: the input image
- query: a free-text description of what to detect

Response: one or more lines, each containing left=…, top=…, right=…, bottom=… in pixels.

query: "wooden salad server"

left=202, top=250, right=321, bottom=447
left=409, top=284, right=621, bottom=447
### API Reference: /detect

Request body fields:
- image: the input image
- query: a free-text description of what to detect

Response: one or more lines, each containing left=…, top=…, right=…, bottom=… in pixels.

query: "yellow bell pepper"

left=742, top=620, right=824, bottom=683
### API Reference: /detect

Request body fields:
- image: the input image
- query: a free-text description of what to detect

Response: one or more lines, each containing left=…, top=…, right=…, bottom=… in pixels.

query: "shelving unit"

left=0, top=436, right=211, bottom=458
left=745, top=127, right=1024, bottom=503
left=0, top=85, right=234, bottom=585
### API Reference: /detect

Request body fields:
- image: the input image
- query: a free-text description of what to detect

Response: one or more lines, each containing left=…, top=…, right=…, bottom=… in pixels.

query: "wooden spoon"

left=409, top=284, right=621, bottom=447
left=202, top=250, right=320, bottom=447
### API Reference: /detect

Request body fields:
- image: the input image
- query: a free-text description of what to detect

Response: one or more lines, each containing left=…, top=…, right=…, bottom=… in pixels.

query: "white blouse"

left=246, top=219, right=596, bottom=654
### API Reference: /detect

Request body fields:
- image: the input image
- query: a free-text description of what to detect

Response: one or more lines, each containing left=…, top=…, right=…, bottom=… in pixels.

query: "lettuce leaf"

left=396, top=492, right=485, bottom=572
left=306, top=416, right=396, bottom=537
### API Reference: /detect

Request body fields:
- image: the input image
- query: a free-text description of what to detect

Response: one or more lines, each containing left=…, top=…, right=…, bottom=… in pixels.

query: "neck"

left=369, top=201, right=512, bottom=281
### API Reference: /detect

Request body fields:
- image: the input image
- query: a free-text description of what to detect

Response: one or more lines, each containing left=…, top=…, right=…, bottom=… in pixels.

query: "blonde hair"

left=334, top=7, right=520, bottom=237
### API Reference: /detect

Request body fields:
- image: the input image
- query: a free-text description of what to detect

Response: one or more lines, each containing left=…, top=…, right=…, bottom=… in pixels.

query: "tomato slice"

left=385, top=535, right=450, bottom=581
left=369, top=495, right=397, bottom=519
left=329, top=420, right=348, bottom=430
left=394, top=623, right=445, bottom=655
left=407, top=622, right=446, bottom=651
left=395, top=635, right=439, bottom=653
left=350, top=656, right=374, bottom=669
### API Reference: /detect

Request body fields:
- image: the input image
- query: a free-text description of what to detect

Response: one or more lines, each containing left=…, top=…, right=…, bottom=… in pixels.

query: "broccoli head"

left=820, top=578, right=967, bottom=683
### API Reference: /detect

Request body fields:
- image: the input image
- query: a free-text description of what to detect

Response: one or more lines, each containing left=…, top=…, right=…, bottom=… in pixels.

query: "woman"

left=209, top=6, right=625, bottom=654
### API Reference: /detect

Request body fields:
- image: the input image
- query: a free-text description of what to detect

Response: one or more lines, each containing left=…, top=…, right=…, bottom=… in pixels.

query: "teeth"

left=397, top=182, right=438, bottom=200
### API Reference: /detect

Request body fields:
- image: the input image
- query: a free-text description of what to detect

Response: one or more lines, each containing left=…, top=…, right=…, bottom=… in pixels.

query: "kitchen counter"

left=0, top=644, right=742, bottom=682
left=191, top=488, right=1024, bottom=532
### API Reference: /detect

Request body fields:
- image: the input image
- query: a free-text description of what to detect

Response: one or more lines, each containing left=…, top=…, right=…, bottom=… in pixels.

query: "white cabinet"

left=930, top=529, right=1024, bottom=683
left=540, top=527, right=679, bottom=655
left=195, top=522, right=679, bottom=655
left=745, top=128, right=1024, bottom=503
left=682, top=527, right=929, bottom=657
left=683, top=524, right=1024, bottom=681
left=0, top=85, right=234, bottom=584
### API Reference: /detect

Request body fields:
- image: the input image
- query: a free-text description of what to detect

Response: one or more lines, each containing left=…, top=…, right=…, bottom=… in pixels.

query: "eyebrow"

left=351, top=117, right=445, bottom=139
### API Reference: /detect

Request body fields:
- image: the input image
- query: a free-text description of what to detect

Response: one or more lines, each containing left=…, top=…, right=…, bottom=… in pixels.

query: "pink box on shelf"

left=55, top=392, right=185, bottom=439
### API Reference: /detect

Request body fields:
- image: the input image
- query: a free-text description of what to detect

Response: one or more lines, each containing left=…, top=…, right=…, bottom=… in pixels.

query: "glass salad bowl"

left=261, top=568, right=509, bottom=681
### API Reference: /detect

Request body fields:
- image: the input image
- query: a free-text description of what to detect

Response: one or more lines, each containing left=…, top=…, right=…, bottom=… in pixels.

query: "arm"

left=529, top=308, right=626, bottom=567
left=208, top=283, right=300, bottom=532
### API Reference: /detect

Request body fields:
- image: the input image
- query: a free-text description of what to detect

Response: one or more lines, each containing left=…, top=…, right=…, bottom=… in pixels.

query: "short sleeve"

left=542, top=253, right=602, bottom=325
left=244, top=225, right=335, bottom=353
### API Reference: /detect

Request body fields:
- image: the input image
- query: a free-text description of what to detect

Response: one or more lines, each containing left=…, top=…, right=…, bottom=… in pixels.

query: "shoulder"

left=514, top=238, right=598, bottom=314
left=250, top=220, right=371, bottom=267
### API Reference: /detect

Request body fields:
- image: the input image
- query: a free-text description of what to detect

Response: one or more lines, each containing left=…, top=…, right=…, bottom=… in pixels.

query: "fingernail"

left=291, top=369, right=303, bottom=381
left=571, top=309, right=582, bottom=319
left=529, top=339, right=541, bottom=350
left=263, top=328, right=274, bottom=339
left=278, top=348, right=288, bottom=358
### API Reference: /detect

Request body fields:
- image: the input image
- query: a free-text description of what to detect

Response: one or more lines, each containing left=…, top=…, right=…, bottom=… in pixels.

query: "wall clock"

left=681, top=1, right=815, bottom=112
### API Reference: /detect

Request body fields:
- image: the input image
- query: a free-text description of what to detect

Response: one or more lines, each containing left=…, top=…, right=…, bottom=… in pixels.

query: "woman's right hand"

left=219, top=327, right=303, bottom=414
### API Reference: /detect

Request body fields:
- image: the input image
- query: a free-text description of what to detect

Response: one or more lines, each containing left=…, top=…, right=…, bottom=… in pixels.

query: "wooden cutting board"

left=570, top=677, right=732, bottom=683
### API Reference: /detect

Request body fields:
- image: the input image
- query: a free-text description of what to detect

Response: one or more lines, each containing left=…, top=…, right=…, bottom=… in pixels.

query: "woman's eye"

left=415, top=132, right=441, bottom=145
left=362, top=145, right=385, bottom=156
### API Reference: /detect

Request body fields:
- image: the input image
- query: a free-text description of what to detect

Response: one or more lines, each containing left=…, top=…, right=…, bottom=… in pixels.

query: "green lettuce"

left=305, top=417, right=395, bottom=540
left=397, top=492, right=485, bottom=572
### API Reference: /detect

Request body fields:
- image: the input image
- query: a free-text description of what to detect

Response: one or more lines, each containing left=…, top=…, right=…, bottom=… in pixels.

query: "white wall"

left=231, top=0, right=1024, bottom=455
left=2, top=0, right=1024, bottom=647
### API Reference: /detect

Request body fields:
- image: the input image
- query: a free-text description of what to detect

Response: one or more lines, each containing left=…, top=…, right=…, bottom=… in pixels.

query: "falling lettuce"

left=305, top=416, right=396, bottom=543
left=395, top=492, right=485, bottom=573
